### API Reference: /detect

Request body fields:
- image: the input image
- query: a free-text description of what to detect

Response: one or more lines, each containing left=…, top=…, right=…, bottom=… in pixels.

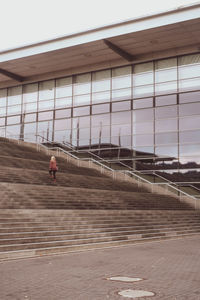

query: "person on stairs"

left=49, top=156, right=58, bottom=182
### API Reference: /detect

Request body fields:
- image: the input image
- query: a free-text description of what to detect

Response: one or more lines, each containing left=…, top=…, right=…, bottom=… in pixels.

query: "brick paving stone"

left=0, top=236, right=200, bottom=300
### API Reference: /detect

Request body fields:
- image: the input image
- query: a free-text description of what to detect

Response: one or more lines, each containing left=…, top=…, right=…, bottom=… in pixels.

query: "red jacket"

left=49, top=160, right=58, bottom=170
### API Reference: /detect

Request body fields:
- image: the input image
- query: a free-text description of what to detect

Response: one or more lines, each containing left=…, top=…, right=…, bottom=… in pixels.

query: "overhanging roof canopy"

left=0, top=3, right=200, bottom=88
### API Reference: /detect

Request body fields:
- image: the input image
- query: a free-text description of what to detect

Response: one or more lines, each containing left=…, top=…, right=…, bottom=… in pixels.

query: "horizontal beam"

left=0, top=68, right=24, bottom=82
left=103, top=39, right=135, bottom=62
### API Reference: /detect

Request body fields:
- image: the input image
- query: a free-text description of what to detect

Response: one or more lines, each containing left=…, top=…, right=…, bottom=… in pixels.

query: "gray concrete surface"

left=0, top=236, right=200, bottom=300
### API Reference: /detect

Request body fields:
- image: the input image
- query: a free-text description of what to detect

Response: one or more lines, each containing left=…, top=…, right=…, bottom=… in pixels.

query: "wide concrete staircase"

left=0, top=137, right=199, bottom=261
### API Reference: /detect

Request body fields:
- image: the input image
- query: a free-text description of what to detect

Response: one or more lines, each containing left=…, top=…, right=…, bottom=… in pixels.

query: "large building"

left=0, top=3, right=200, bottom=182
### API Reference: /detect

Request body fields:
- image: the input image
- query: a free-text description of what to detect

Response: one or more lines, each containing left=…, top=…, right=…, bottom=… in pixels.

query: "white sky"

left=0, top=0, right=199, bottom=51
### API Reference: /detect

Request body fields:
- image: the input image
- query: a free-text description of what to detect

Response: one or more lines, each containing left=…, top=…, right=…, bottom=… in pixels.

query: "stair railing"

left=35, top=142, right=199, bottom=210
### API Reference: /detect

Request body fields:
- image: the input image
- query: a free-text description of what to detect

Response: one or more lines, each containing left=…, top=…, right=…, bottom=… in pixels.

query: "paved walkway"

left=0, top=236, right=200, bottom=300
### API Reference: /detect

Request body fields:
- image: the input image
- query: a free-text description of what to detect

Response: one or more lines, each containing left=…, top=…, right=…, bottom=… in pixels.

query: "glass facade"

left=0, top=53, right=200, bottom=182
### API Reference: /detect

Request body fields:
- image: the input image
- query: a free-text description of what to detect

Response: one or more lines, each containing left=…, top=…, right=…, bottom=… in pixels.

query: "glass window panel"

left=133, top=146, right=154, bottom=156
left=133, top=98, right=153, bottom=109
left=55, top=97, right=72, bottom=109
left=111, top=124, right=131, bottom=136
left=179, top=115, right=200, bottom=131
left=91, top=125, right=110, bottom=138
left=54, top=129, right=71, bottom=143
left=74, top=73, right=91, bottom=95
left=55, top=109, right=71, bottom=119
left=24, top=122, right=37, bottom=139
left=112, top=101, right=131, bottom=112
left=23, top=83, right=38, bottom=103
left=155, top=145, right=178, bottom=158
left=0, top=89, right=7, bottom=107
left=155, top=106, right=177, bottom=119
left=54, top=119, right=71, bottom=131
left=112, top=88, right=131, bottom=101
left=39, top=80, right=54, bottom=100
left=37, top=121, right=53, bottom=141
left=74, top=94, right=90, bottom=106
left=155, top=81, right=177, bottom=94
left=133, top=121, right=154, bottom=134
left=180, top=144, right=200, bottom=157
left=133, top=134, right=154, bottom=146
left=155, top=132, right=178, bottom=145
left=73, top=106, right=90, bottom=117
left=179, top=91, right=200, bottom=103
left=79, top=127, right=90, bottom=140
left=133, top=73, right=153, bottom=86
left=38, top=111, right=53, bottom=121
left=179, top=54, right=200, bottom=66
left=0, top=117, right=5, bottom=126
left=179, top=64, right=200, bottom=80
left=24, top=102, right=37, bottom=113
left=155, top=58, right=177, bottom=70
left=156, top=94, right=177, bottom=106
left=112, top=111, right=131, bottom=125
left=92, top=103, right=110, bottom=114
left=72, top=116, right=90, bottom=129
left=24, top=113, right=36, bottom=123
left=179, top=78, right=200, bottom=91
left=7, top=105, right=21, bottom=115
left=111, top=135, right=131, bottom=147
left=92, top=91, right=110, bottom=104
left=180, top=130, right=200, bottom=144
left=133, top=85, right=154, bottom=98
left=74, top=83, right=91, bottom=95
left=92, top=70, right=111, bottom=92
left=56, top=77, right=72, bottom=98
left=8, top=86, right=22, bottom=106
left=112, top=66, right=131, bottom=89
left=38, top=100, right=54, bottom=111
left=155, top=118, right=177, bottom=133
left=7, top=115, right=21, bottom=125
left=133, top=108, right=154, bottom=123
left=155, top=69, right=177, bottom=83
left=179, top=103, right=200, bottom=117
left=91, top=113, right=110, bottom=127
left=0, top=107, right=6, bottom=116
left=6, top=124, right=21, bottom=139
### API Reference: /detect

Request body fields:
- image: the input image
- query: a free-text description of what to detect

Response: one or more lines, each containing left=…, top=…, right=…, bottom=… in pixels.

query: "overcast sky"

left=0, top=0, right=199, bottom=51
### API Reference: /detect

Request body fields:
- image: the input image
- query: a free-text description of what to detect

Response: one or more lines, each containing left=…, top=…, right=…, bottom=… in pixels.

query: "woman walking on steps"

left=49, top=156, right=58, bottom=182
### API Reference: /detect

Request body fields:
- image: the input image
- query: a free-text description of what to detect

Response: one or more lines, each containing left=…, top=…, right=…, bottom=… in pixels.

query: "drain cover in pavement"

left=118, top=289, right=155, bottom=298
left=108, top=277, right=143, bottom=282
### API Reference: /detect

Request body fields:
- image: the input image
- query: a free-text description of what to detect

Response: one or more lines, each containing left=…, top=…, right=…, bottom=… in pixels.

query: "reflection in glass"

left=0, top=89, right=7, bottom=107
left=56, top=77, right=72, bottom=98
left=38, top=111, right=53, bottom=121
left=92, top=70, right=111, bottom=92
left=73, top=106, right=90, bottom=117
left=7, top=115, right=21, bottom=125
left=180, top=144, right=200, bottom=157
left=55, top=97, right=72, bottom=109
left=179, top=91, right=200, bottom=103
left=156, top=94, right=177, bottom=106
left=8, top=86, right=22, bottom=106
left=155, top=145, right=178, bottom=158
left=180, top=130, right=200, bottom=144
left=55, top=109, right=71, bottom=119
left=133, top=108, right=153, bottom=123
left=155, top=132, right=178, bottom=145
left=112, top=111, right=131, bottom=125
left=112, top=88, right=131, bottom=101
left=112, top=101, right=131, bottom=112
left=74, top=94, right=90, bottom=106
left=54, top=118, right=71, bottom=131
left=133, top=98, right=153, bottom=109
left=155, top=106, right=177, bottom=119
left=92, top=103, right=110, bottom=114
left=179, top=115, right=200, bottom=131
left=92, top=91, right=110, bottom=104
left=38, top=100, right=54, bottom=111
left=155, top=118, right=177, bottom=133
left=23, top=83, right=38, bottom=103
left=91, top=113, right=110, bottom=127
left=6, top=124, right=21, bottom=139
left=133, top=121, right=154, bottom=134
left=179, top=102, right=200, bottom=116
left=24, top=113, right=36, bottom=123
left=39, top=80, right=54, bottom=101
left=133, top=134, right=154, bottom=146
